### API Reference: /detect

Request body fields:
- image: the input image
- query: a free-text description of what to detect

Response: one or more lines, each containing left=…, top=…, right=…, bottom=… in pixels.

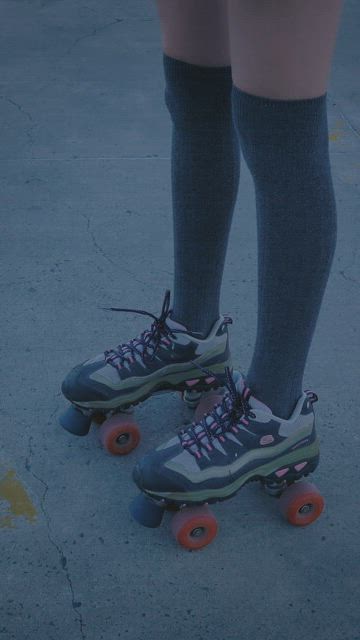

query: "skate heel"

left=263, top=454, right=320, bottom=496
left=262, top=455, right=324, bottom=526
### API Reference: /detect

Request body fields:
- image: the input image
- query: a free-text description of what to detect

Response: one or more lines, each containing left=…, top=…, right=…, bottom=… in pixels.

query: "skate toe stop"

left=129, top=493, right=165, bottom=528
left=59, top=406, right=92, bottom=436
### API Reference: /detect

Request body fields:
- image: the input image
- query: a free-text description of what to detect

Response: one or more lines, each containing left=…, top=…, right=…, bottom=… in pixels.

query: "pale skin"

left=154, top=0, right=344, bottom=100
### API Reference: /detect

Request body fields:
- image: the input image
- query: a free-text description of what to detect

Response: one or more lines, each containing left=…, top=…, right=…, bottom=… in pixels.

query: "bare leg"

left=155, top=0, right=230, bottom=67
left=228, top=0, right=344, bottom=99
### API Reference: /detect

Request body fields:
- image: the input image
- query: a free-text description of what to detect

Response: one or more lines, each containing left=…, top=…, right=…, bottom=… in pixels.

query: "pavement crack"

left=0, top=95, right=33, bottom=123
left=81, top=213, right=116, bottom=266
left=47, top=401, right=61, bottom=426
left=340, top=112, right=360, bottom=140
left=66, top=18, right=124, bottom=55
left=339, top=270, right=359, bottom=286
left=81, top=213, right=148, bottom=286
left=0, top=95, right=35, bottom=146
left=338, top=245, right=360, bottom=287
left=332, top=101, right=360, bottom=141
left=25, top=427, right=86, bottom=638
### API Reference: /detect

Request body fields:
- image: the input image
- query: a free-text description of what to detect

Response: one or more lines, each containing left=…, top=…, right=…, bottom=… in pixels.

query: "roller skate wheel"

left=99, top=414, right=141, bottom=455
left=171, top=505, right=218, bottom=550
left=278, top=481, right=324, bottom=526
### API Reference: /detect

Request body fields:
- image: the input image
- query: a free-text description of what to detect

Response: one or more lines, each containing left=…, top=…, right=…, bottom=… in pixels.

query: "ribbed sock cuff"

left=163, top=52, right=232, bottom=79
left=231, top=85, right=329, bottom=146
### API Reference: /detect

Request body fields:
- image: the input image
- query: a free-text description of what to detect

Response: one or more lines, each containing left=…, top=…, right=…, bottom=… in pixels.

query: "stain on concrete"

left=329, top=119, right=345, bottom=142
left=0, top=469, right=37, bottom=528
left=329, top=131, right=342, bottom=141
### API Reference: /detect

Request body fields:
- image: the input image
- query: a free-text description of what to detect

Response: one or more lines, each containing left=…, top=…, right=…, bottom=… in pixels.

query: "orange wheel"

left=278, top=481, right=324, bottom=526
left=99, top=414, right=141, bottom=455
left=171, top=505, right=218, bottom=550
left=194, top=392, right=224, bottom=423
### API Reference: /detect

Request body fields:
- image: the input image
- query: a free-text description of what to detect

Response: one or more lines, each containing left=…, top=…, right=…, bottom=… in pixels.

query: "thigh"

left=228, top=0, right=344, bottom=99
left=154, top=0, right=231, bottom=67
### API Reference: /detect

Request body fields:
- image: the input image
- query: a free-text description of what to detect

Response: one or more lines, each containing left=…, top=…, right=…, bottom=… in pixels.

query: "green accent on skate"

left=89, top=339, right=231, bottom=392
left=77, top=356, right=233, bottom=411
left=165, top=418, right=314, bottom=481
left=146, top=439, right=320, bottom=504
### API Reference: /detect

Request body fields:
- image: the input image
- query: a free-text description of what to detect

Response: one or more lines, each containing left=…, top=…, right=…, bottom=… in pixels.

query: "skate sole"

left=70, top=365, right=230, bottom=415
left=130, top=460, right=324, bottom=548
left=141, top=441, right=320, bottom=506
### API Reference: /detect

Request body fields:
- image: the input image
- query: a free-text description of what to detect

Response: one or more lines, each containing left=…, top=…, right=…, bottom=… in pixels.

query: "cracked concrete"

left=0, top=95, right=35, bottom=148
left=25, top=435, right=86, bottom=639
left=1, top=1, right=359, bottom=640
left=0, top=96, right=33, bottom=124
left=81, top=212, right=150, bottom=287
left=65, top=18, right=124, bottom=56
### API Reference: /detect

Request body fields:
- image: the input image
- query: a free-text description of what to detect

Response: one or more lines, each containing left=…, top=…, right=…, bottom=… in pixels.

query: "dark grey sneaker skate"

left=59, top=290, right=233, bottom=455
left=130, top=365, right=325, bottom=549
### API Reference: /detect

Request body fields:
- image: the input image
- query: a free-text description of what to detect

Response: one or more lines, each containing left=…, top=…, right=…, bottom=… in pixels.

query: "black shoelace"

left=100, top=289, right=204, bottom=372
left=179, top=364, right=255, bottom=459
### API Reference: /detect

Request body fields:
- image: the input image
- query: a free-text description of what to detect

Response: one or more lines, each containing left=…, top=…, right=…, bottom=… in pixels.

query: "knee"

left=163, top=54, right=233, bottom=130
left=231, top=87, right=331, bottom=179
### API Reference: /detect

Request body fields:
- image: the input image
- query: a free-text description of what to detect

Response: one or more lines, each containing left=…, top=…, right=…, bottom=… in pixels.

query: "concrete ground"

left=1, top=1, right=359, bottom=639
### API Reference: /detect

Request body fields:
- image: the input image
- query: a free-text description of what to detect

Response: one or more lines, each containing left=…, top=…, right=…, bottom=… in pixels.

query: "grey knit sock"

left=232, top=86, right=337, bottom=419
left=163, top=54, right=240, bottom=337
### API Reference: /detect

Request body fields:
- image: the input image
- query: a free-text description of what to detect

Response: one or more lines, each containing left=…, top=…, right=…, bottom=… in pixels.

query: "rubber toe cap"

left=132, top=455, right=186, bottom=495
left=61, top=362, right=106, bottom=403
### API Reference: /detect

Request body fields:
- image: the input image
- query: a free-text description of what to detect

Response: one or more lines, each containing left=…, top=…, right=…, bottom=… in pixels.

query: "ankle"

left=246, top=378, right=301, bottom=420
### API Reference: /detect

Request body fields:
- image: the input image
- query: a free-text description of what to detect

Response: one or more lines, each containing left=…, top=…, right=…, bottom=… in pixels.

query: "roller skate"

left=59, top=289, right=233, bottom=455
left=130, top=365, right=324, bottom=550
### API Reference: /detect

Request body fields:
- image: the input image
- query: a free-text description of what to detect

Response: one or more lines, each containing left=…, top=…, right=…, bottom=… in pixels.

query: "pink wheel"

left=171, top=505, right=218, bottom=550
left=278, top=481, right=324, bottom=526
left=99, top=414, right=141, bottom=455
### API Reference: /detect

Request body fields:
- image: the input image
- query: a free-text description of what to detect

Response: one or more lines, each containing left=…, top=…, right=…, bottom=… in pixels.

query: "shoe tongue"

left=166, top=315, right=188, bottom=331
left=124, top=315, right=187, bottom=361
left=200, top=370, right=272, bottom=432
left=183, top=369, right=273, bottom=454
left=233, top=370, right=272, bottom=414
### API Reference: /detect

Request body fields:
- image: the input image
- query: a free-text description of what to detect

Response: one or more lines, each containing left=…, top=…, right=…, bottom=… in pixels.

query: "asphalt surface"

left=1, top=1, right=359, bottom=639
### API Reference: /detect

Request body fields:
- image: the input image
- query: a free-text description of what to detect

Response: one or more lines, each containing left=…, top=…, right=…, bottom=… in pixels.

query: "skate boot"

left=130, top=365, right=325, bottom=549
left=59, top=289, right=233, bottom=455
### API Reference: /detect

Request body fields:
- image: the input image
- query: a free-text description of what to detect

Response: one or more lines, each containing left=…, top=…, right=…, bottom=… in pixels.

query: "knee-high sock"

left=163, top=54, right=240, bottom=336
left=232, top=87, right=337, bottom=419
